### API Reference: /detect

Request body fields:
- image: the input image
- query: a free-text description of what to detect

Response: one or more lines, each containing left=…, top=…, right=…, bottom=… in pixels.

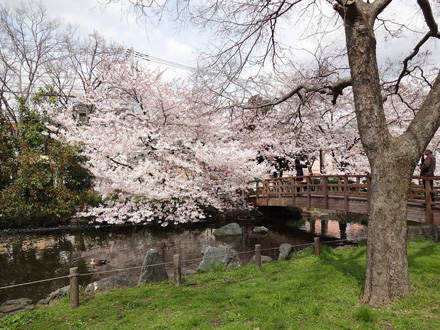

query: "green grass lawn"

left=1, top=240, right=439, bottom=329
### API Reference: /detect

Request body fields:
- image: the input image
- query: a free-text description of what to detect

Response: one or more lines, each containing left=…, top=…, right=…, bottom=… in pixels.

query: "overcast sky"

left=1, top=0, right=439, bottom=82
left=2, top=0, right=201, bottom=78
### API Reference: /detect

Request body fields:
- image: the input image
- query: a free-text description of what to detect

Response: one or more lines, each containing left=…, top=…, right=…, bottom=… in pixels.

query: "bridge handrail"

left=247, top=174, right=440, bottom=223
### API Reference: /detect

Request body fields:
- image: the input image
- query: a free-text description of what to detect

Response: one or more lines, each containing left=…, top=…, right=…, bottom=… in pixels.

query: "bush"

left=0, top=98, right=96, bottom=228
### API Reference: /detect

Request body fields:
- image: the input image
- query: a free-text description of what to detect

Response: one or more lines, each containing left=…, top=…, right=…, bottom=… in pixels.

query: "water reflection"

left=301, top=220, right=367, bottom=241
left=0, top=219, right=366, bottom=304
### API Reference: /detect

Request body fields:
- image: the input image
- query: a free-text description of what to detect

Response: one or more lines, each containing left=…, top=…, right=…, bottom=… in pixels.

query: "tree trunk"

left=363, top=156, right=412, bottom=305
left=340, top=2, right=415, bottom=305
left=338, top=0, right=440, bottom=305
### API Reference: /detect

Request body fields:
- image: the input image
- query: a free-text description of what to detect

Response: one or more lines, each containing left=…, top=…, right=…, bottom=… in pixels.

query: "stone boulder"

left=197, top=245, right=241, bottom=271
left=252, top=226, right=270, bottom=234
left=248, top=255, right=273, bottom=264
left=0, top=298, right=35, bottom=317
left=213, top=223, right=242, bottom=237
left=278, top=243, right=294, bottom=261
left=139, top=248, right=169, bottom=284
left=37, top=285, right=83, bottom=305
left=85, top=275, right=136, bottom=293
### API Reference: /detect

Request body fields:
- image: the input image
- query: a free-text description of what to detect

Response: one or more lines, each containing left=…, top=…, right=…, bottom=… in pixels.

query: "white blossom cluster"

left=47, top=63, right=269, bottom=225
left=46, top=61, right=436, bottom=225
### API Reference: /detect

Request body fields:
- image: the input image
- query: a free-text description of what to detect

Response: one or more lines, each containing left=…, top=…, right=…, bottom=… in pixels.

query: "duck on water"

left=90, top=258, right=108, bottom=265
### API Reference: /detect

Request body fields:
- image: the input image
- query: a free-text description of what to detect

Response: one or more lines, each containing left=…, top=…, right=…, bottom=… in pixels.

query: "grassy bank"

left=1, top=241, right=439, bottom=329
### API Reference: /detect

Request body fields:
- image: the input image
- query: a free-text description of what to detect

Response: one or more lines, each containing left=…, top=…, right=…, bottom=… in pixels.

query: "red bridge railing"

left=247, top=175, right=440, bottom=224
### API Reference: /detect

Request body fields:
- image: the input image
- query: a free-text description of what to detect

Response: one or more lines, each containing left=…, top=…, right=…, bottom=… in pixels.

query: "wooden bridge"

left=247, top=175, right=440, bottom=225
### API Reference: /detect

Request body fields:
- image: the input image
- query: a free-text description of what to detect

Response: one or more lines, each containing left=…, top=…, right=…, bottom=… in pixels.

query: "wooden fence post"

left=69, top=267, right=79, bottom=308
left=173, top=254, right=181, bottom=287
left=314, top=237, right=321, bottom=256
left=255, top=244, right=262, bottom=269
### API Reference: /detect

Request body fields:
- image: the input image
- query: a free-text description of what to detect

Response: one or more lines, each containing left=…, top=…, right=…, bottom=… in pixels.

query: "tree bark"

left=363, top=159, right=412, bottom=305
left=340, top=0, right=414, bottom=306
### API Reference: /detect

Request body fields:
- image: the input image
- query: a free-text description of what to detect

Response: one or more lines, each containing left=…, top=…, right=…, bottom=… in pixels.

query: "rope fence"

left=0, top=237, right=347, bottom=308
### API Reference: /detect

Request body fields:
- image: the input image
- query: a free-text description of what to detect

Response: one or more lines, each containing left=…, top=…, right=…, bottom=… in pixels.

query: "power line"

left=128, top=49, right=195, bottom=71
left=0, top=50, right=194, bottom=99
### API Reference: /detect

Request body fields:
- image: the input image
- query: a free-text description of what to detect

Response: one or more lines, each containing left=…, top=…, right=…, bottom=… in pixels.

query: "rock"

left=278, top=243, right=294, bottom=261
left=85, top=275, right=136, bottom=293
left=37, top=285, right=83, bottom=306
left=182, top=268, right=197, bottom=275
left=211, top=234, right=242, bottom=246
left=0, top=298, right=35, bottom=316
left=197, top=245, right=241, bottom=271
left=252, top=226, right=270, bottom=234
left=213, top=223, right=242, bottom=237
left=248, top=255, right=273, bottom=264
left=139, top=248, right=169, bottom=284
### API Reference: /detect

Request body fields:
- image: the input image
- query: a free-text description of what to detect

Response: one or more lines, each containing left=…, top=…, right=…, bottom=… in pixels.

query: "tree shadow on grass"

left=406, top=240, right=440, bottom=276
left=318, top=241, right=440, bottom=293
left=318, top=245, right=367, bottom=290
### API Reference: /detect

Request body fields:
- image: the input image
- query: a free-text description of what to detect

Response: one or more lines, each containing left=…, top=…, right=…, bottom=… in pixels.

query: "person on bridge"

left=295, top=159, right=310, bottom=193
left=420, top=149, right=436, bottom=202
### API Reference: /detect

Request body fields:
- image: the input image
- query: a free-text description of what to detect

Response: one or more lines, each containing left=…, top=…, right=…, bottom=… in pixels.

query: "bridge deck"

left=248, top=175, right=440, bottom=224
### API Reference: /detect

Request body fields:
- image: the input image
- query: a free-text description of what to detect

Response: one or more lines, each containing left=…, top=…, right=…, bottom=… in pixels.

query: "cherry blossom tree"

left=48, top=62, right=270, bottom=226
left=102, top=0, right=440, bottom=306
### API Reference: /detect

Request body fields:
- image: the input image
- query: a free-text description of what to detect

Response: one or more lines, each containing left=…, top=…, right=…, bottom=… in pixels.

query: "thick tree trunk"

left=363, top=157, right=412, bottom=305
left=339, top=1, right=415, bottom=305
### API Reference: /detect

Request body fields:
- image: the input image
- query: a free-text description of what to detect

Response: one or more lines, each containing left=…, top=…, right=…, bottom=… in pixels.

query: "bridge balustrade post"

left=255, top=181, right=259, bottom=200
left=292, top=178, right=297, bottom=205
left=366, top=175, right=371, bottom=211
left=278, top=179, right=283, bottom=205
left=263, top=181, right=269, bottom=206
left=344, top=175, right=349, bottom=213
left=323, top=176, right=329, bottom=209
left=425, top=178, right=433, bottom=224
left=307, top=177, right=311, bottom=208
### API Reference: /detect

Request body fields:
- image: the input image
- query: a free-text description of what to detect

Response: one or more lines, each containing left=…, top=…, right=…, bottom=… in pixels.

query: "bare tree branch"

left=245, top=76, right=352, bottom=109
left=418, top=0, right=439, bottom=34
left=393, top=0, right=440, bottom=94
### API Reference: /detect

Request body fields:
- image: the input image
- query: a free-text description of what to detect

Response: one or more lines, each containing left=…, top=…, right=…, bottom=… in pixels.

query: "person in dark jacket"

left=295, top=159, right=309, bottom=193
left=420, top=149, right=436, bottom=202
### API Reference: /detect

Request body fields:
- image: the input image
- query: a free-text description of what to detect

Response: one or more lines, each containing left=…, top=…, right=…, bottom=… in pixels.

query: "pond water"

left=0, top=217, right=367, bottom=304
